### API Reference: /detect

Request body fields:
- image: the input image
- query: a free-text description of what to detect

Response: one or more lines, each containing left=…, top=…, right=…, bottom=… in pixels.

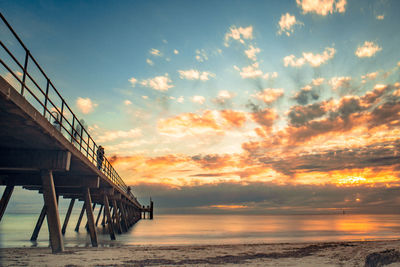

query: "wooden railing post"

left=20, top=50, right=29, bottom=95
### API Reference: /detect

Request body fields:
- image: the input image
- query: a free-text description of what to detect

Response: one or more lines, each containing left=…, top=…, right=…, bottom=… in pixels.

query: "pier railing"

left=0, top=13, right=138, bottom=205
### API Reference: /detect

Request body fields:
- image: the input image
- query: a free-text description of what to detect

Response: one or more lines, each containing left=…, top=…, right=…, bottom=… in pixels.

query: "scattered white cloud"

left=234, top=63, right=278, bottom=80
left=150, top=48, right=162, bottom=56
left=376, top=15, right=384, bottom=20
left=224, top=25, right=253, bottom=46
left=302, top=85, right=312, bottom=91
left=312, top=78, right=325, bottom=86
left=262, top=72, right=278, bottom=80
left=174, top=49, right=179, bottom=55
left=124, top=100, right=132, bottom=106
left=178, top=69, right=215, bottom=81
left=219, top=90, right=236, bottom=100
left=191, top=95, right=206, bottom=104
left=296, top=0, right=347, bottom=16
left=177, top=96, right=184, bottom=103
left=234, top=63, right=263, bottom=78
left=3, top=72, right=21, bottom=89
left=76, top=97, right=97, bottom=114
left=162, top=39, right=168, bottom=44
left=329, top=76, right=351, bottom=90
left=142, top=95, right=148, bottom=99
left=146, top=58, right=154, bottom=66
left=283, top=47, right=336, bottom=67
left=283, top=55, right=305, bottom=67
left=129, top=77, right=137, bottom=87
left=244, top=45, right=261, bottom=61
left=278, top=13, right=303, bottom=36
left=140, top=74, right=174, bottom=91
left=213, top=90, right=237, bottom=105
left=252, top=88, right=284, bottom=104
left=195, top=49, right=208, bottom=62
left=361, top=72, right=378, bottom=83
left=355, top=41, right=382, bottom=58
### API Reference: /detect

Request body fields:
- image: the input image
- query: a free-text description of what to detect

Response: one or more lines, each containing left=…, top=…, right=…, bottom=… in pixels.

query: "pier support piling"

left=118, top=201, right=128, bottom=232
left=112, top=198, right=122, bottom=234
left=85, top=203, right=96, bottom=231
left=83, top=187, right=98, bottom=247
left=41, top=169, right=64, bottom=253
left=62, top=198, right=75, bottom=235
left=103, top=194, right=115, bottom=240
left=95, top=204, right=103, bottom=226
left=150, top=200, right=153, bottom=220
left=101, top=207, right=106, bottom=226
left=31, top=205, right=46, bottom=241
left=0, top=185, right=14, bottom=222
left=75, top=204, right=85, bottom=232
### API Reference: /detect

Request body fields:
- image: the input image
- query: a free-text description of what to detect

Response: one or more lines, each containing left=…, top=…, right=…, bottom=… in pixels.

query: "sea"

left=1, top=212, right=400, bottom=248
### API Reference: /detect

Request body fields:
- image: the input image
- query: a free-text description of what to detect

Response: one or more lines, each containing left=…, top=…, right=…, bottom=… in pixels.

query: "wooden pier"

left=0, top=12, right=153, bottom=253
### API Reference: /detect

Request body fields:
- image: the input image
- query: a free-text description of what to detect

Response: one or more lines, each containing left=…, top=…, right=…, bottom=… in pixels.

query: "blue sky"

left=2, top=0, right=400, bottom=214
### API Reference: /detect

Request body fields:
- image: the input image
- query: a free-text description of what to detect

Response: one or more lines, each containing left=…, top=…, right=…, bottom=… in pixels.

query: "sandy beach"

left=1, top=240, right=400, bottom=266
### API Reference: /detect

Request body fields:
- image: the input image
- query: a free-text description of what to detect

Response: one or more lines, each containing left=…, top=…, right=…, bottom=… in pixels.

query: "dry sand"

left=1, top=240, right=400, bottom=266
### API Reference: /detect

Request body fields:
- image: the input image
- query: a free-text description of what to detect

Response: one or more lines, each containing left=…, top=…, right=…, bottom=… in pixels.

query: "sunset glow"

left=3, top=0, right=400, bottom=214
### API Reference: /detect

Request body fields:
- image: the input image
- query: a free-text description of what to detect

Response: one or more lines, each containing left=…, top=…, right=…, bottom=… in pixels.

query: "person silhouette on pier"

left=51, top=111, right=61, bottom=131
left=97, top=145, right=105, bottom=170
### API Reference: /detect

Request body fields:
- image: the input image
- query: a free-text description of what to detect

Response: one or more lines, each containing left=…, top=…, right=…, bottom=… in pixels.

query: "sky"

left=1, top=0, right=400, bottom=214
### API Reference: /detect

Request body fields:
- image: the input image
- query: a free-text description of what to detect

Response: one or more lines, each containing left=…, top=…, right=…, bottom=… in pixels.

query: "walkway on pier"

left=0, top=13, right=153, bottom=253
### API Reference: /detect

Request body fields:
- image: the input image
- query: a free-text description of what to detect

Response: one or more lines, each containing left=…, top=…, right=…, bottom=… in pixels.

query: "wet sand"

left=1, top=240, right=400, bottom=266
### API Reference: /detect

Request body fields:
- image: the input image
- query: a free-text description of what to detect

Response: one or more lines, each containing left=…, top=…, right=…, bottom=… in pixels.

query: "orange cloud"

left=108, top=81, right=400, bottom=190
left=158, top=109, right=248, bottom=137
left=251, top=108, right=278, bottom=131
left=220, top=110, right=247, bottom=127
left=209, top=205, right=248, bottom=209
left=191, top=154, right=236, bottom=170
left=252, top=88, right=284, bottom=104
left=146, top=154, right=189, bottom=166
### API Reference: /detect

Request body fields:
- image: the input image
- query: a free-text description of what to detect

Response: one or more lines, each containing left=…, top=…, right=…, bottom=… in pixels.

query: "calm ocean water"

left=1, top=213, right=400, bottom=248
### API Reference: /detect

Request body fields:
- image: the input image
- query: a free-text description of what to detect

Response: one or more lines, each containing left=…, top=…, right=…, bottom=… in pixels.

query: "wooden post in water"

left=62, top=198, right=75, bottom=235
left=101, top=206, right=106, bottom=227
left=41, top=170, right=64, bottom=253
left=83, top=187, right=98, bottom=247
left=95, top=204, right=103, bottom=226
left=31, top=205, right=46, bottom=241
left=0, top=185, right=14, bottom=222
left=103, top=194, right=115, bottom=240
left=110, top=205, right=115, bottom=222
left=75, top=204, right=85, bottom=232
left=31, top=194, right=59, bottom=241
left=85, top=203, right=96, bottom=230
left=112, top=198, right=122, bottom=234
left=150, top=199, right=154, bottom=220
left=118, top=201, right=128, bottom=232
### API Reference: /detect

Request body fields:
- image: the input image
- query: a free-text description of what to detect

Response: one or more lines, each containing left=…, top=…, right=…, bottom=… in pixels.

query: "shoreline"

left=2, top=239, right=400, bottom=266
